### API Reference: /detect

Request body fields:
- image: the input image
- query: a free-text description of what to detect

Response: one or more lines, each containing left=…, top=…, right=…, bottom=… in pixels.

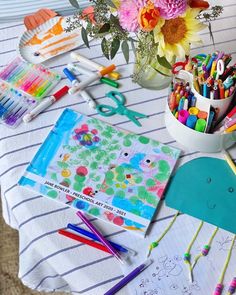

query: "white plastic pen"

left=23, top=86, right=69, bottom=123
left=68, top=64, right=116, bottom=95
left=71, top=52, right=120, bottom=80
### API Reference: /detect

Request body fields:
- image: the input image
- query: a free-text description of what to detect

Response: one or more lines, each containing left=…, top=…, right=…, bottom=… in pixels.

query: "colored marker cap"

left=53, top=85, right=69, bottom=101
left=189, top=107, right=199, bottom=116
left=100, top=64, right=116, bottom=76
left=197, top=111, right=208, bottom=120
left=195, top=118, right=206, bottom=132
left=100, top=77, right=119, bottom=88
left=178, top=110, right=189, bottom=124
left=186, top=115, right=197, bottom=129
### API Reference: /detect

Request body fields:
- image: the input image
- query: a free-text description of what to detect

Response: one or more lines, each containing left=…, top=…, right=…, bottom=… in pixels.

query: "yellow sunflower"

left=153, top=7, right=207, bottom=62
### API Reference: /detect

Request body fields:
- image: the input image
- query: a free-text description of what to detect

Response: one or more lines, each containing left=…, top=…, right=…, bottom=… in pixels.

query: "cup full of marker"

left=164, top=51, right=236, bottom=153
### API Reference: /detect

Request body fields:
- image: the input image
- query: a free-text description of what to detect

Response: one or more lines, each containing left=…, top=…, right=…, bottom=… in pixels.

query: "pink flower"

left=118, top=0, right=146, bottom=32
left=154, top=0, right=187, bottom=19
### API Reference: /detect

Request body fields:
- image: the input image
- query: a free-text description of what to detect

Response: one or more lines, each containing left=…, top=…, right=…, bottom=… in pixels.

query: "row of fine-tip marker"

left=0, top=57, right=61, bottom=99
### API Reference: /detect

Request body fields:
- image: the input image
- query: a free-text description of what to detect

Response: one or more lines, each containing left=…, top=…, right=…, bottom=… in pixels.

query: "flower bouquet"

left=67, top=0, right=223, bottom=89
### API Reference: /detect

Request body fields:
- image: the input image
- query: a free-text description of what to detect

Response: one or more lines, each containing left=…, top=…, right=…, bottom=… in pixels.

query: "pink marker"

left=178, top=110, right=189, bottom=124
left=225, top=117, right=236, bottom=129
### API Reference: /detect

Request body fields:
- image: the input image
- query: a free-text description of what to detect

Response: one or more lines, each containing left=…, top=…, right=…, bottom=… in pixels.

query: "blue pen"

left=67, top=223, right=135, bottom=255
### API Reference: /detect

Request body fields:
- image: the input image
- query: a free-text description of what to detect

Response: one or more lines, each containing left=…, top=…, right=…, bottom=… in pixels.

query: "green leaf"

left=81, top=27, right=90, bottom=48
left=98, top=23, right=110, bottom=34
left=121, top=40, right=129, bottom=63
left=156, top=55, right=172, bottom=70
left=69, top=0, right=80, bottom=9
left=101, top=37, right=110, bottom=60
left=106, top=0, right=117, bottom=8
left=110, top=38, right=120, bottom=60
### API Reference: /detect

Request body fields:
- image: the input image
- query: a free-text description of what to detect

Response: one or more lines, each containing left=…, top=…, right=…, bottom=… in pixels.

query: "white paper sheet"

left=121, top=213, right=236, bottom=295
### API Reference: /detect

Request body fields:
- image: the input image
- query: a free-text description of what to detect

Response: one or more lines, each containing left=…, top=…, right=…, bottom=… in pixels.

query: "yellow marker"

left=176, top=94, right=181, bottom=104
left=210, top=60, right=217, bottom=77
left=189, top=107, right=199, bottom=116
left=175, top=111, right=178, bottom=119
left=225, top=89, right=229, bottom=98
left=223, top=150, right=236, bottom=175
left=225, top=124, right=236, bottom=133
left=193, top=78, right=200, bottom=93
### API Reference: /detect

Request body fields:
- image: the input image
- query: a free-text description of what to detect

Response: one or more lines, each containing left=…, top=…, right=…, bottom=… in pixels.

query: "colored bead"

left=214, top=283, right=223, bottom=295
left=184, top=253, right=191, bottom=262
left=202, top=245, right=210, bottom=256
left=151, top=241, right=159, bottom=249
left=228, top=277, right=236, bottom=294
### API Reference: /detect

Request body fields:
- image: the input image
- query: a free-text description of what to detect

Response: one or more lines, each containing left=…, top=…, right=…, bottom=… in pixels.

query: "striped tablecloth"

left=0, top=0, right=89, bottom=22
left=0, top=1, right=236, bottom=294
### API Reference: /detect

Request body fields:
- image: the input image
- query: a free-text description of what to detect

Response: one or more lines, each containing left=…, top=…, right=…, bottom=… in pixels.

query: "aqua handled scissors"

left=96, top=91, right=148, bottom=127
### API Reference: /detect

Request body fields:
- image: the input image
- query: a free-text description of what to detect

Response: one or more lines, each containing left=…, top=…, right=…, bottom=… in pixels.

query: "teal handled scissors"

left=96, top=91, right=148, bottom=127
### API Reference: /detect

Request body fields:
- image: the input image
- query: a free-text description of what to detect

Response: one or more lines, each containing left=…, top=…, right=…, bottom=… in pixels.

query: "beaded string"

left=191, top=226, right=219, bottom=271
left=184, top=220, right=204, bottom=282
left=213, top=235, right=236, bottom=295
left=147, top=211, right=179, bottom=257
left=227, top=277, right=236, bottom=295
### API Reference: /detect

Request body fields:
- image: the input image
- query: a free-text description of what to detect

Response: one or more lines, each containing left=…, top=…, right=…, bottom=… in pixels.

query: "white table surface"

left=0, top=1, right=236, bottom=294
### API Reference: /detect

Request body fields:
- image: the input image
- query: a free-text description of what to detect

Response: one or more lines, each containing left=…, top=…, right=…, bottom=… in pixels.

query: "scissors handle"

left=96, top=104, right=117, bottom=117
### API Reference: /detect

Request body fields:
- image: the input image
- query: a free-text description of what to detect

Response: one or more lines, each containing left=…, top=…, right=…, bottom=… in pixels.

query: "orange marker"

left=68, top=64, right=116, bottom=95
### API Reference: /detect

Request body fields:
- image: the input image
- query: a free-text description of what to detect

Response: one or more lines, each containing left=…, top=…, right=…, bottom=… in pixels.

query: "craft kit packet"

left=19, top=109, right=180, bottom=236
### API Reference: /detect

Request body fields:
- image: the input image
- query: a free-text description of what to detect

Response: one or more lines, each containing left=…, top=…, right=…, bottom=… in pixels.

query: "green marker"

left=35, top=81, right=53, bottom=98
left=100, top=77, right=119, bottom=88
left=195, top=118, right=206, bottom=133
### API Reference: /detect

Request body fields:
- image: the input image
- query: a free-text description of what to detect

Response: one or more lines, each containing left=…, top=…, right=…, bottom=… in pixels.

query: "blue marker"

left=206, top=54, right=216, bottom=72
left=223, top=76, right=234, bottom=90
left=203, top=83, right=210, bottom=98
left=67, top=223, right=135, bottom=255
left=178, top=98, right=185, bottom=111
left=190, top=96, right=196, bottom=107
left=186, top=115, right=197, bottom=129
left=63, top=68, right=79, bottom=86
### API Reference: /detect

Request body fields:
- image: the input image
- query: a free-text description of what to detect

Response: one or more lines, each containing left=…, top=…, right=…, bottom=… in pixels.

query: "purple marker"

left=76, top=211, right=125, bottom=264
left=0, top=57, right=22, bottom=79
left=104, top=259, right=153, bottom=295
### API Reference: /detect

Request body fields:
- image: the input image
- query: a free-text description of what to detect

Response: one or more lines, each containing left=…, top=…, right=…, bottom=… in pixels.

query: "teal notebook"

left=19, top=108, right=180, bottom=236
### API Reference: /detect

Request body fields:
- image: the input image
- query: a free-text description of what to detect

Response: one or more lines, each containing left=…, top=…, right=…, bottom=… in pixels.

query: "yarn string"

left=191, top=226, right=219, bottom=271
left=213, top=235, right=236, bottom=295
left=184, top=220, right=204, bottom=282
left=147, top=211, right=179, bottom=257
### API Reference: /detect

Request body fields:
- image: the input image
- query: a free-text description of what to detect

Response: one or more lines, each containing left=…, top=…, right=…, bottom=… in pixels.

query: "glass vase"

left=133, top=55, right=174, bottom=90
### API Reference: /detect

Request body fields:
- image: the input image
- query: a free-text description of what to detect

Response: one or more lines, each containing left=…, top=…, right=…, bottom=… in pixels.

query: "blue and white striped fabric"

left=0, top=0, right=89, bottom=22
left=0, top=0, right=236, bottom=294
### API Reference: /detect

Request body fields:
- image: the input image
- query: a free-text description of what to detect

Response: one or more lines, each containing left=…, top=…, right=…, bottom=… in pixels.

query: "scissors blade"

left=126, top=110, right=148, bottom=127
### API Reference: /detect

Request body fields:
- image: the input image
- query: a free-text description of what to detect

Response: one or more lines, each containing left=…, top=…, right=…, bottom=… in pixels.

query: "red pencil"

left=58, top=229, right=111, bottom=254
